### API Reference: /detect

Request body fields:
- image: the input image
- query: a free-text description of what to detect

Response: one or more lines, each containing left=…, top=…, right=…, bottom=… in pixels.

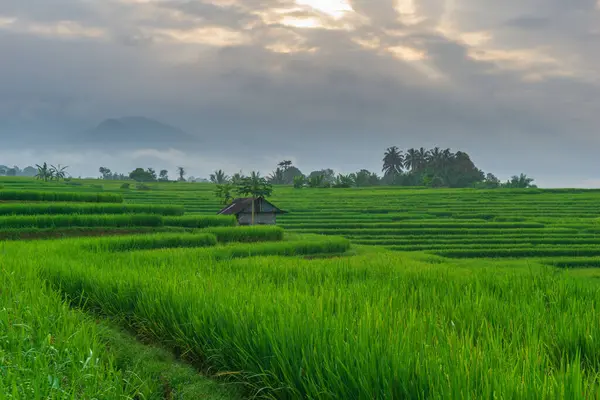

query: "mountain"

left=82, top=116, right=197, bottom=148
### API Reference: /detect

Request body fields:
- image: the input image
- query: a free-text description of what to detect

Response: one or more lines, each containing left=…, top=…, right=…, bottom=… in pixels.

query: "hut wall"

left=237, top=212, right=276, bottom=225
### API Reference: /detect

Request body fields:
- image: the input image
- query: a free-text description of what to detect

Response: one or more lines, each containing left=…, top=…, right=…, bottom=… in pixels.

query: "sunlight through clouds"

left=295, top=0, right=353, bottom=19
left=394, top=0, right=425, bottom=26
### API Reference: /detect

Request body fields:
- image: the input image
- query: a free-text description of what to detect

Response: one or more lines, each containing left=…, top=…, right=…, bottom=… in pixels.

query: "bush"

left=120, top=183, right=130, bottom=190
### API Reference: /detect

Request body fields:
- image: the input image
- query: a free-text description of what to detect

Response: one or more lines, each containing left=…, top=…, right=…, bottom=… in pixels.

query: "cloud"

left=1, top=0, right=600, bottom=186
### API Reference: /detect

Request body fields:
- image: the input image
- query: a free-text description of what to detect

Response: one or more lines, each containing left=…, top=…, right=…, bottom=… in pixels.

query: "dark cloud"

left=0, top=0, right=599, bottom=187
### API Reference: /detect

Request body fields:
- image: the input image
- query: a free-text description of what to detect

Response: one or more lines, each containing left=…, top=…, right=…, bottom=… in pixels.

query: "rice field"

left=3, top=177, right=600, bottom=398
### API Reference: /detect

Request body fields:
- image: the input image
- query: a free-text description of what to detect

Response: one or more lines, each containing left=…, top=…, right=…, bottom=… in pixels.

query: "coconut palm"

left=417, top=147, right=429, bottom=164
left=427, top=147, right=444, bottom=169
left=403, top=148, right=420, bottom=171
left=382, top=146, right=404, bottom=177
left=210, top=169, right=229, bottom=184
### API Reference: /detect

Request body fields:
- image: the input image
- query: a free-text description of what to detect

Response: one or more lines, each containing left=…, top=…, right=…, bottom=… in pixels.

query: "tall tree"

left=278, top=160, right=293, bottom=171
left=159, top=169, right=169, bottom=182
left=210, top=169, right=229, bottom=184
left=382, top=146, right=404, bottom=177
left=177, top=167, right=186, bottom=182
left=235, top=171, right=273, bottom=225
left=99, top=167, right=112, bottom=179
left=403, top=148, right=421, bottom=171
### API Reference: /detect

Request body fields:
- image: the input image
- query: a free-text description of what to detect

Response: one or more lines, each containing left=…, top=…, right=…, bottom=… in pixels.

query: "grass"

left=0, top=245, right=240, bottom=399
left=0, top=214, right=235, bottom=230
left=80, top=232, right=218, bottom=252
left=3, top=177, right=600, bottom=398
left=32, top=241, right=600, bottom=399
left=0, top=202, right=184, bottom=216
left=0, top=189, right=123, bottom=203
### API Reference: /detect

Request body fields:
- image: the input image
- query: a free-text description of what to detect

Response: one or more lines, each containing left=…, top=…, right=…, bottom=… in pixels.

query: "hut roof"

left=217, top=197, right=287, bottom=215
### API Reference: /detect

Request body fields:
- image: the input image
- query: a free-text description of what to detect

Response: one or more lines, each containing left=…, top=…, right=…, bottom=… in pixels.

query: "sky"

left=0, top=0, right=599, bottom=186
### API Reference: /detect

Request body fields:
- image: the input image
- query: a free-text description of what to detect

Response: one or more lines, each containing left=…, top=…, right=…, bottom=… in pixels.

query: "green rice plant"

left=37, top=246, right=600, bottom=399
left=435, top=247, right=600, bottom=259
left=0, top=190, right=123, bottom=203
left=0, top=214, right=163, bottom=229
left=0, top=203, right=184, bottom=216
left=0, top=244, right=240, bottom=399
left=281, top=222, right=546, bottom=229
left=80, top=233, right=218, bottom=252
left=290, top=228, right=575, bottom=236
left=164, top=215, right=237, bottom=228
left=205, top=226, right=284, bottom=243
left=0, top=226, right=192, bottom=241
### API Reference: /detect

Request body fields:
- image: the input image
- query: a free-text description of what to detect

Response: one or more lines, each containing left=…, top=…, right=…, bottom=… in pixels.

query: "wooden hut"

left=217, top=197, right=287, bottom=225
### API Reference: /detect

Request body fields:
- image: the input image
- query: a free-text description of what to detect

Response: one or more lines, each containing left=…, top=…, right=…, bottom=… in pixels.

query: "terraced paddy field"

left=4, top=177, right=600, bottom=398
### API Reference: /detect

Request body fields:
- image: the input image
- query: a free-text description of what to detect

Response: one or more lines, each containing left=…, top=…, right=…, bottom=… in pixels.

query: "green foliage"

left=503, top=173, right=537, bottom=188
left=35, top=162, right=53, bottom=182
left=235, top=171, right=273, bottom=198
left=120, top=182, right=130, bottom=189
left=129, top=168, right=157, bottom=182
left=293, top=175, right=305, bottom=188
left=210, top=169, right=229, bottom=184
left=158, top=169, right=169, bottom=182
left=381, top=146, right=493, bottom=188
left=215, top=183, right=235, bottom=205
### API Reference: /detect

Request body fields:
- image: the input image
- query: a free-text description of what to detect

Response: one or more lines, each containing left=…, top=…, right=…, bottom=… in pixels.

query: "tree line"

left=3, top=145, right=535, bottom=190
left=0, top=165, right=37, bottom=177
left=206, top=147, right=536, bottom=190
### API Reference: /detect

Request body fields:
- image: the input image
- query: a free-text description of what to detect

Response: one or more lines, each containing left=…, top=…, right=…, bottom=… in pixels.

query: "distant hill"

left=83, top=117, right=196, bottom=148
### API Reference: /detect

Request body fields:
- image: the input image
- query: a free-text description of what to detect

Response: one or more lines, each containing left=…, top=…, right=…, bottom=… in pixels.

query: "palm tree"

left=35, top=162, right=53, bottom=182
left=403, top=148, right=420, bottom=171
left=417, top=147, right=429, bottom=166
left=235, top=171, right=273, bottom=225
left=267, top=168, right=286, bottom=184
left=427, top=147, right=443, bottom=169
left=50, top=164, right=69, bottom=181
left=382, top=146, right=404, bottom=177
left=215, top=183, right=235, bottom=205
left=210, top=169, right=229, bottom=184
